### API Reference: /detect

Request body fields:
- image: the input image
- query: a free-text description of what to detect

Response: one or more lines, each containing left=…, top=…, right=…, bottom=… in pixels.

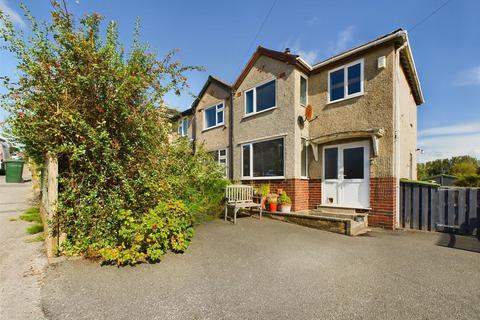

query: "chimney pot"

left=284, top=48, right=291, bottom=54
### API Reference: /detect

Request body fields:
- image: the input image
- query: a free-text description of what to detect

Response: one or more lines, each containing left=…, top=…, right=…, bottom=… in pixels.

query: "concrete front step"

left=264, top=211, right=370, bottom=236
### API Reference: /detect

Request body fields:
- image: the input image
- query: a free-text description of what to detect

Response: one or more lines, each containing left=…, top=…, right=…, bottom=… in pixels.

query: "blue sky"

left=0, top=0, right=479, bottom=162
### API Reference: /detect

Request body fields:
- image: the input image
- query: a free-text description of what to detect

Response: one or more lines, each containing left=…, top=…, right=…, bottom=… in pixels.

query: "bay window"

left=242, top=138, right=284, bottom=178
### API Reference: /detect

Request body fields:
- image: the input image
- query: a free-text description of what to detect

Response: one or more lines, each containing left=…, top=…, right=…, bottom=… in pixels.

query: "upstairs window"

left=300, top=76, right=307, bottom=106
left=204, top=102, right=224, bottom=130
left=178, top=118, right=188, bottom=137
left=328, top=59, right=363, bottom=103
left=245, top=79, right=276, bottom=115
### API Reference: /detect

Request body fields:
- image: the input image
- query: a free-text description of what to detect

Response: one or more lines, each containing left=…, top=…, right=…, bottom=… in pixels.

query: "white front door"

left=322, top=141, right=370, bottom=208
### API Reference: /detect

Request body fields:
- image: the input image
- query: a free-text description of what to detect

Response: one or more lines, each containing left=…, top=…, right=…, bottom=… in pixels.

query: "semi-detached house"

left=176, top=29, right=423, bottom=229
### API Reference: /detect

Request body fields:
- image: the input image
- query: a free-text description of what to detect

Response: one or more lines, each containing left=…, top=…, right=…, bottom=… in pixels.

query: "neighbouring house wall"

left=194, top=81, right=231, bottom=153
left=398, top=64, right=418, bottom=180
left=232, top=55, right=297, bottom=181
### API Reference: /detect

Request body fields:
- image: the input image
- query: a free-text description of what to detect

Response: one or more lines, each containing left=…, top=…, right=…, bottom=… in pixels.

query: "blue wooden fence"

left=400, top=181, right=479, bottom=236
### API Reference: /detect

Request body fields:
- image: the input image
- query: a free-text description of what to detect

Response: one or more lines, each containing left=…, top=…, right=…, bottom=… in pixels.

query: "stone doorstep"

left=260, top=210, right=370, bottom=236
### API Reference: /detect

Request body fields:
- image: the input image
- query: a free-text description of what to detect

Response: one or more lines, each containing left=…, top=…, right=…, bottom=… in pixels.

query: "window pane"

left=324, top=148, right=338, bottom=179
left=182, top=119, right=188, bottom=136
left=343, top=147, right=364, bottom=179
left=217, top=109, right=224, bottom=124
left=329, top=69, right=344, bottom=101
left=348, top=63, right=361, bottom=95
left=252, top=138, right=284, bottom=177
left=219, top=149, right=226, bottom=157
left=300, top=76, right=307, bottom=105
left=246, top=90, right=254, bottom=114
left=256, top=80, right=276, bottom=112
left=301, top=139, right=307, bottom=177
left=242, top=145, right=250, bottom=177
left=205, top=107, right=216, bottom=128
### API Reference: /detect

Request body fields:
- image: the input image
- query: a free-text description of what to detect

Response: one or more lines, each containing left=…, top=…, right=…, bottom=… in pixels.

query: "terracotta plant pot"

left=269, top=203, right=277, bottom=212
left=280, top=204, right=291, bottom=213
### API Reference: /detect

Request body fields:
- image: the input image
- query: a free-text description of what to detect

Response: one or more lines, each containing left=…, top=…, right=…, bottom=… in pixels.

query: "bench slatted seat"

left=224, top=185, right=262, bottom=224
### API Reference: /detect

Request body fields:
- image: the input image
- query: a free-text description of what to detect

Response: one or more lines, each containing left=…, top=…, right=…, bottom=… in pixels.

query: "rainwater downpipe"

left=394, top=41, right=408, bottom=228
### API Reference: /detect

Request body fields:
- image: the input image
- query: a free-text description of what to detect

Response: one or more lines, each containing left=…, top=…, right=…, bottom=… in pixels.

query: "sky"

left=0, top=0, right=479, bottom=162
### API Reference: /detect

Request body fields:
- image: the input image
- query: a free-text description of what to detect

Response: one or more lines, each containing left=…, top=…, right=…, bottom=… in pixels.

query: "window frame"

left=327, top=59, right=364, bottom=104
left=241, top=136, right=285, bottom=180
left=300, top=75, right=308, bottom=107
left=203, top=101, right=225, bottom=131
left=217, top=148, right=228, bottom=178
left=177, top=117, right=188, bottom=137
left=301, top=138, right=309, bottom=179
left=244, top=78, right=277, bottom=117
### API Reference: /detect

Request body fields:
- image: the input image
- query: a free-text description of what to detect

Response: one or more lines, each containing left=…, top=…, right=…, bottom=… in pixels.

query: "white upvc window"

left=301, top=138, right=309, bottom=178
left=244, top=79, right=276, bottom=116
left=241, top=137, right=284, bottom=179
left=203, top=102, right=224, bottom=130
left=218, top=149, right=228, bottom=177
left=178, top=118, right=188, bottom=137
left=328, top=59, right=364, bottom=103
left=300, top=75, right=308, bottom=106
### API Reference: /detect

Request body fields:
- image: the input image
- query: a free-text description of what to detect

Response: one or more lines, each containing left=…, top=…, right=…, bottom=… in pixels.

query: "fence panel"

left=399, top=181, right=479, bottom=236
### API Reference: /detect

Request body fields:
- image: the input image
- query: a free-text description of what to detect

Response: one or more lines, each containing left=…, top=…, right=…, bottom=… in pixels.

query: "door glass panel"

left=343, top=147, right=364, bottom=179
left=324, top=148, right=338, bottom=180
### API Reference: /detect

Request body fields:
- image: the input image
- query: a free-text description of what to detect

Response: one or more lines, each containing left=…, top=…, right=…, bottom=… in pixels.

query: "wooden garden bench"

left=224, top=184, right=262, bottom=224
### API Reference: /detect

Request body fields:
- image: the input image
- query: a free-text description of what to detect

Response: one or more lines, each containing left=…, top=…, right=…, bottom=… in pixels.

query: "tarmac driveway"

left=41, top=217, right=480, bottom=320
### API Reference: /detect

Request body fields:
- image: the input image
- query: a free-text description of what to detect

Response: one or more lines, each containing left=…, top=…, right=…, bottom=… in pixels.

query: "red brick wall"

left=242, top=179, right=322, bottom=211
left=369, top=177, right=396, bottom=229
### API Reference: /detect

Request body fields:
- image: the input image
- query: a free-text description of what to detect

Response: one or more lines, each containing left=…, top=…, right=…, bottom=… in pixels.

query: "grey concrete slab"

left=41, top=217, right=480, bottom=320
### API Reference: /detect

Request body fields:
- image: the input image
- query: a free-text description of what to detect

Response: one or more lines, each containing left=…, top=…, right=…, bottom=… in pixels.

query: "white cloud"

left=417, top=122, right=480, bottom=162
left=306, top=17, right=319, bottom=27
left=282, top=38, right=319, bottom=65
left=453, top=66, right=480, bottom=86
left=418, top=122, right=480, bottom=137
left=0, top=0, right=25, bottom=27
left=328, top=26, right=355, bottom=55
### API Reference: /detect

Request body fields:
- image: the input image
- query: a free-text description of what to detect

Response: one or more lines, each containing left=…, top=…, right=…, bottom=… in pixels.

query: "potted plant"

left=278, top=191, right=292, bottom=213
left=267, top=193, right=278, bottom=213
left=257, top=184, right=270, bottom=210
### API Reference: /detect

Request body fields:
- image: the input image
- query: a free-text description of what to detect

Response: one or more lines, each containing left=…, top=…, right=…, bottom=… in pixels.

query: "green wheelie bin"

left=5, top=160, right=24, bottom=183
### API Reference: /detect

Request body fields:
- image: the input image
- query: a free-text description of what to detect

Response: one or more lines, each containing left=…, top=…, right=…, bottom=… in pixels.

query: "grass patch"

left=26, top=233, right=45, bottom=243
left=19, top=207, right=42, bottom=223
left=26, top=223, right=44, bottom=235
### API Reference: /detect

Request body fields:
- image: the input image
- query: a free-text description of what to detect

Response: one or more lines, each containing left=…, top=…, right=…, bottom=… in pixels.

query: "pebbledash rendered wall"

left=306, top=42, right=416, bottom=229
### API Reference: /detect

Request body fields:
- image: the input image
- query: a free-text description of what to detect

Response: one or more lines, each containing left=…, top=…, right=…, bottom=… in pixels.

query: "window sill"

left=243, top=106, right=277, bottom=119
left=300, top=176, right=309, bottom=180
left=241, top=176, right=285, bottom=180
left=327, top=92, right=364, bottom=105
left=202, top=124, right=225, bottom=132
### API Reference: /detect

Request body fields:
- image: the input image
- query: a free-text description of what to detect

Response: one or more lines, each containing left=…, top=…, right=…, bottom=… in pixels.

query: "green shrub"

left=257, top=184, right=270, bottom=197
left=0, top=2, right=226, bottom=265
left=278, top=191, right=291, bottom=205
